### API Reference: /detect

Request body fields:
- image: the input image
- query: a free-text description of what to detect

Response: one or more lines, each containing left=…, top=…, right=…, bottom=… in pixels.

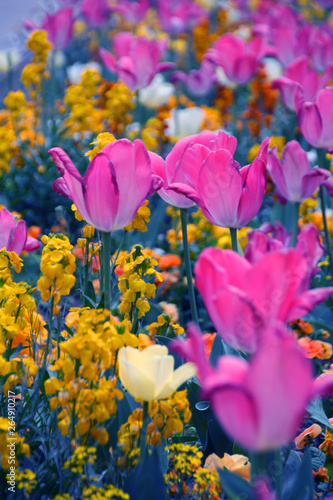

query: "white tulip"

left=67, top=62, right=101, bottom=84
left=118, top=345, right=197, bottom=401
left=138, top=74, right=175, bottom=109
left=164, top=107, right=205, bottom=138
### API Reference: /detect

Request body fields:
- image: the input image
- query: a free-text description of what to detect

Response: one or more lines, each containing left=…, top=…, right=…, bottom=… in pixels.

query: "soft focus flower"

left=295, top=423, right=322, bottom=449
left=0, top=207, right=41, bottom=255
left=118, top=345, right=197, bottom=401
left=138, top=74, right=175, bottom=109
left=67, top=62, right=101, bottom=85
left=172, top=60, right=215, bottom=96
left=100, top=33, right=174, bottom=91
left=273, top=56, right=332, bottom=112
left=195, top=247, right=333, bottom=352
left=81, top=0, right=110, bottom=27
left=205, top=33, right=267, bottom=84
left=168, top=136, right=269, bottom=228
left=205, top=453, right=250, bottom=481
left=297, top=86, right=333, bottom=149
left=268, top=140, right=330, bottom=202
left=164, top=107, right=205, bottom=139
left=157, top=0, right=207, bottom=35
left=41, top=8, right=74, bottom=50
left=49, top=139, right=163, bottom=232
left=174, top=323, right=333, bottom=451
left=109, top=0, right=149, bottom=24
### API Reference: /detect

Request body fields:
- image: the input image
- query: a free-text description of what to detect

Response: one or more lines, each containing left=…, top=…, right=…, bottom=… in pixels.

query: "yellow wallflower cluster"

left=165, top=443, right=203, bottom=477
left=37, top=234, right=76, bottom=315
left=21, top=30, right=52, bottom=97
left=142, top=117, right=166, bottom=151
left=247, top=136, right=286, bottom=162
left=85, top=132, right=116, bottom=161
left=0, top=418, right=30, bottom=469
left=51, top=486, right=129, bottom=500
left=193, top=467, right=221, bottom=500
left=124, top=200, right=151, bottom=232
left=4, top=91, right=27, bottom=121
left=103, top=81, right=135, bottom=135
left=45, top=307, right=137, bottom=443
left=118, top=246, right=163, bottom=320
left=63, top=446, right=97, bottom=474
left=118, top=389, right=192, bottom=468
left=299, top=197, right=333, bottom=238
left=16, top=469, right=37, bottom=494
left=147, top=313, right=184, bottom=338
left=0, top=119, right=18, bottom=174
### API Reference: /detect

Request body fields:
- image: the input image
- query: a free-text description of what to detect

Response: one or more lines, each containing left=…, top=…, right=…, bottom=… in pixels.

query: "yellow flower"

left=118, top=345, right=196, bottom=401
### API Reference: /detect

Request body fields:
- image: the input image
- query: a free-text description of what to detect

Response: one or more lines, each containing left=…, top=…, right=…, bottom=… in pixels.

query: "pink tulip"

left=0, top=207, right=41, bottom=256
left=49, top=139, right=163, bottom=232
left=273, top=56, right=332, bottom=112
left=205, top=33, right=267, bottom=84
left=309, top=27, right=333, bottom=73
left=157, top=0, right=207, bottom=35
left=81, top=0, right=110, bottom=27
left=245, top=223, right=324, bottom=281
left=270, top=23, right=311, bottom=66
left=100, top=33, right=173, bottom=91
left=148, top=131, right=238, bottom=209
left=172, top=60, right=215, bottom=96
left=297, top=86, right=333, bottom=149
left=267, top=140, right=330, bottom=202
left=41, top=8, right=74, bottom=50
left=167, top=136, right=269, bottom=228
left=109, top=0, right=149, bottom=24
left=194, top=247, right=333, bottom=352
left=174, top=323, right=333, bottom=451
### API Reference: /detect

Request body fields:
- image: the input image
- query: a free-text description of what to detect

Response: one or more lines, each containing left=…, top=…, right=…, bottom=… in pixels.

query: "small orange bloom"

left=158, top=254, right=181, bottom=271
left=205, top=453, right=250, bottom=481
left=295, top=423, right=322, bottom=449
left=28, top=225, right=42, bottom=239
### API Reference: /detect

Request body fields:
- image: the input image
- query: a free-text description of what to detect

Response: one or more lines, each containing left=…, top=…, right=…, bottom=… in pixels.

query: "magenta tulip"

left=109, top=0, right=149, bottom=24
left=205, top=33, right=267, bottom=84
left=172, top=60, right=215, bottom=96
left=49, top=139, right=162, bottom=232
left=81, top=0, right=110, bottom=27
left=273, top=56, right=332, bottom=112
left=194, top=247, right=333, bottom=352
left=297, top=86, right=333, bottom=149
left=167, top=136, right=269, bottom=228
left=268, top=140, right=330, bottom=202
left=157, top=0, right=207, bottom=35
left=100, top=33, right=174, bottom=91
left=175, top=323, right=333, bottom=451
left=0, top=207, right=41, bottom=256
left=148, top=131, right=237, bottom=209
left=41, top=8, right=74, bottom=50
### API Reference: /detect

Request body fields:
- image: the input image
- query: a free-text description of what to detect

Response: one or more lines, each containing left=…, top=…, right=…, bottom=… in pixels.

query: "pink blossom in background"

left=49, top=139, right=163, bottom=232
left=297, top=86, right=333, bottom=149
left=205, top=33, right=267, bottom=84
left=270, top=22, right=311, bottom=66
left=194, top=247, right=333, bottom=352
left=273, top=56, right=332, bottom=112
left=0, top=207, right=41, bottom=256
left=267, top=140, right=330, bottom=202
left=100, top=33, right=174, bottom=91
left=309, top=26, right=333, bottom=72
left=25, top=7, right=75, bottom=50
left=174, top=323, right=333, bottom=451
left=167, top=136, right=269, bottom=228
left=81, top=0, right=110, bottom=28
left=148, top=131, right=237, bottom=209
left=109, top=0, right=149, bottom=24
left=157, top=0, right=207, bottom=35
left=172, top=60, right=215, bottom=96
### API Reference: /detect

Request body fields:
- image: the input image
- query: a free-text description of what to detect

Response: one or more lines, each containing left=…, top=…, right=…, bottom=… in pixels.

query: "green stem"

left=101, top=231, right=111, bottom=311
left=229, top=227, right=238, bottom=253
left=180, top=209, right=199, bottom=325
left=139, top=401, right=149, bottom=460
left=273, top=450, right=283, bottom=500
left=291, top=202, right=300, bottom=247
left=317, top=149, right=333, bottom=278
left=82, top=237, right=90, bottom=307
left=251, top=451, right=271, bottom=484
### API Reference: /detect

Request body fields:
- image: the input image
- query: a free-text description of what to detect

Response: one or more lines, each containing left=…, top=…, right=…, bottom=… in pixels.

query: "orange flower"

left=298, top=337, right=332, bottom=360
left=159, top=302, right=179, bottom=323
left=138, top=333, right=154, bottom=351
left=313, top=466, right=329, bottom=483
left=28, top=225, right=42, bottom=239
left=295, top=423, right=322, bottom=449
left=158, top=254, right=181, bottom=271
left=205, top=453, right=250, bottom=481
left=202, top=333, right=216, bottom=361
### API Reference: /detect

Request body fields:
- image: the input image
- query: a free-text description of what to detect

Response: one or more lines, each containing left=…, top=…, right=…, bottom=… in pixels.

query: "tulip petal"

left=267, top=146, right=288, bottom=200
left=158, top=362, right=197, bottom=399
left=281, top=140, right=311, bottom=201
left=297, top=101, right=322, bottom=148
left=0, top=207, right=15, bottom=250
left=49, top=147, right=90, bottom=222
left=24, top=236, right=41, bottom=252
left=287, top=287, right=333, bottom=321
left=198, top=149, right=242, bottom=227
left=301, top=168, right=330, bottom=200
left=8, top=219, right=27, bottom=255
left=317, top=87, right=333, bottom=147
left=314, top=372, right=333, bottom=398
left=99, top=48, right=117, bottom=72
left=119, top=359, right=155, bottom=400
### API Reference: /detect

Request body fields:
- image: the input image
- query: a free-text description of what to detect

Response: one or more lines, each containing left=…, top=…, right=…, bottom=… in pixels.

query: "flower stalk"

left=101, top=231, right=111, bottom=312
left=180, top=208, right=199, bottom=325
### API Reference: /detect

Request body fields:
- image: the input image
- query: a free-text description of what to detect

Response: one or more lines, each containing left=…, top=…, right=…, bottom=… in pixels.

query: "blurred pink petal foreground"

left=49, top=139, right=163, bottom=232
left=195, top=247, right=333, bottom=352
left=174, top=323, right=333, bottom=451
left=0, top=207, right=41, bottom=255
left=268, top=140, right=330, bottom=202
left=167, top=135, right=269, bottom=228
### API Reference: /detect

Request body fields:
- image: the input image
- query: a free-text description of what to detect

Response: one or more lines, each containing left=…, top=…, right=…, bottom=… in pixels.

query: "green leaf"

left=124, top=447, right=167, bottom=500
left=217, top=468, right=255, bottom=500
left=307, top=398, right=333, bottom=429
left=282, top=450, right=302, bottom=500
left=287, top=449, right=314, bottom=500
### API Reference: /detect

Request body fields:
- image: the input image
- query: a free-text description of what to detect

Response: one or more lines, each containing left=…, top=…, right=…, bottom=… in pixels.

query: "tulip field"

left=2, top=0, right=333, bottom=498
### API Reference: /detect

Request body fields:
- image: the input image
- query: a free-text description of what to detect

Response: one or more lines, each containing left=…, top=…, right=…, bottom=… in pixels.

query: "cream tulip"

left=118, top=345, right=197, bottom=401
